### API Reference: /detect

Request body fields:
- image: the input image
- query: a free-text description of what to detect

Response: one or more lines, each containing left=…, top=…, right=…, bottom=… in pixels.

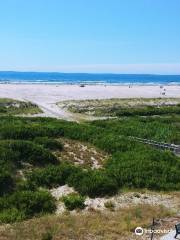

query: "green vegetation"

left=58, top=98, right=180, bottom=117
left=26, top=163, right=77, bottom=189
left=106, top=149, right=180, bottom=190
left=62, top=193, right=85, bottom=210
left=34, top=137, right=63, bottom=151
left=104, top=200, right=115, bottom=210
left=26, top=164, right=118, bottom=197
left=112, top=104, right=180, bottom=117
left=0, top=98, right=42, bottom=115
left=0, top=190, right=56, bottom=223
left=0, top=168, right=14, bottom=196
left=0, top=99, right=179, bottom=224
left=41, top=231, right=53, bottom=240
left=91, top=115, right=180, bottom=144
left=0, top=140, right=58, bottom=166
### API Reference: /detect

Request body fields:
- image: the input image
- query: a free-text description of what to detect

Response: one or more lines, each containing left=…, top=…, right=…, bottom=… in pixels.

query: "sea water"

left=0, top=72, right=180, bottom=85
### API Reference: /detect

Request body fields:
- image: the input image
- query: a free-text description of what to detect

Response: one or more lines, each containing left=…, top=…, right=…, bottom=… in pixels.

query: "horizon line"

left=0, top=63, right=180, bottom=75
left=0, top=70, right=180, bottom=76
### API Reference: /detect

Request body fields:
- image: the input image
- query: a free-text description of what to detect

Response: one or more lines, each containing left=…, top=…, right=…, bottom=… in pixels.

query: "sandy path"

left=0, top=84, right=179, bottom=120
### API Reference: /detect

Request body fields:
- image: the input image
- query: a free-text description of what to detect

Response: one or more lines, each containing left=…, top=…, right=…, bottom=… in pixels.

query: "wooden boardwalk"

left=130, top=136, right=180, bottom=155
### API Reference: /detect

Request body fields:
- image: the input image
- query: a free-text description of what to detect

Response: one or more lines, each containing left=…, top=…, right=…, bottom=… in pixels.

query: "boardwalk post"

left=150, top=218, right=155, bottom=240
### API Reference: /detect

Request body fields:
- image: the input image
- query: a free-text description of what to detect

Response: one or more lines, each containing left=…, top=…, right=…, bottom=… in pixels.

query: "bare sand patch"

left=55, top=138, right=108, bottom=168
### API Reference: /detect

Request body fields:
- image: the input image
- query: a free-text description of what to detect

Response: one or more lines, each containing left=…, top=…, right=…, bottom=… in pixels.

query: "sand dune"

left=0, top=84, right=179, bottom=120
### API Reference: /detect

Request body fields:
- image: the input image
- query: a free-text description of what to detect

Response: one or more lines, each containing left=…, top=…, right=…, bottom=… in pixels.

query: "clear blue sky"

left=0, top=0, right=180, bottom=73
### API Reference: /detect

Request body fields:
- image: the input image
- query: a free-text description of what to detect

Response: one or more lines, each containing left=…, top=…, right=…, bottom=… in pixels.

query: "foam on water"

left=0, top=72, right=180, bottom=85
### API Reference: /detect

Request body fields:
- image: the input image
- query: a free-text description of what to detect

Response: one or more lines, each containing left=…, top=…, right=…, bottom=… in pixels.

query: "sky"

left=0, top=0, right=180, bottom=74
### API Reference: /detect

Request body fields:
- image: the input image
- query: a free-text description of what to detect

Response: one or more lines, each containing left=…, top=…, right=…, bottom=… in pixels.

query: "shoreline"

left=0, top=82, right=180, bottom=86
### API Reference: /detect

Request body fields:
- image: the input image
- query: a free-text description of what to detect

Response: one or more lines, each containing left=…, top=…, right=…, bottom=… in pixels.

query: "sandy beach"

left=0, top=84, right=180, bottom=120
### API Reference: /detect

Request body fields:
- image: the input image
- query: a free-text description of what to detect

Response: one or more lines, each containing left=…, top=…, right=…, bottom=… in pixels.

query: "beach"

left=0, top=84, right=180, bottom=120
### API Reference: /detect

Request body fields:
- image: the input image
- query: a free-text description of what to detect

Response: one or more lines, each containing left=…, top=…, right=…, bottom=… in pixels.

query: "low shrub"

left=115, top=105, right=180, bottom=117
left=104, top=201, right=115, bottom=211
left=0, top=125, right=46, bottom=140
left=34, top=137, right=63, bottom=151
left=0, top=169, right=14, bottom=196
left=41, top=231, right=53, bottom=240
left=27, top=163, right=80, bottom=188
left=0, top=106, right=7, bottom=113
left=67, top=169, right=119, bottom=197
left=0, top=190, right=56, bottom=223
left=27, top=164, right=118, bottom=198
left=0, top=140, right=58, bottom=166
left=106, top=149, right=180, bottom=190
left=0, top=208, right=25, bottom=223
left=62, top=193, right=85, bottom=211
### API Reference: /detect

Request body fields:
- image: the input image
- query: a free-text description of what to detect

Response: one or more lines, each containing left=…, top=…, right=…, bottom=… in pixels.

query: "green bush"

left=0, top=169, right=14, bottom=196
left=27, top=164, right=118, bottom=198
left=0, top=140, right=58, bottom=166
left=62, top=193, right=85, bottom=211
left=0, top=208, right=25, bottom=223
left=34, top=137, right=63, bottom=150
left=27, top=163, right=79, bottom=188
left=0, top=125, right=46, bottom=140
left=41, top=231, right=53, bottom=240
left=0, top=190, right=56, bottom=223
left=0, top=121, right=65, bottom=140
left=67, top=169, right=119, bottom=197
left=0, top=106, right=7, bottom=113
left=104, top=200, right=115, bottom=210
left=106, top=149, right=180, bottom=190
left=114, top=105, right=180, bottom=117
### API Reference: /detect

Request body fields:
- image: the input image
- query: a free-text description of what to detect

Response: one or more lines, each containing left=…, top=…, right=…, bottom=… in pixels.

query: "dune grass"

left=58, top=98, right=180, bottom=117
left=0, top=205, right=173, bottom=240
left=0, top=98, right=42, bottom=115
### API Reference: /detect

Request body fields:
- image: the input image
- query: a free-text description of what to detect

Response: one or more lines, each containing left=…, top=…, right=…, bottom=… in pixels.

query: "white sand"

left=0, top=84, right=179, bottom=120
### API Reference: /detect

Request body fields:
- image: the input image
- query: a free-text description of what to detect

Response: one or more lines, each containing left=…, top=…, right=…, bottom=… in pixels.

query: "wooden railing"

left=129, top=136, right=180, bottom=155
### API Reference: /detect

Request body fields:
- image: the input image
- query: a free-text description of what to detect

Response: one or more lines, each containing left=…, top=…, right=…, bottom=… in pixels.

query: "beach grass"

left=0, top=204, right=174, bottom=240
left=58, top=98, right=180, bottom=117
left=0, top=98, right=42, bottom=115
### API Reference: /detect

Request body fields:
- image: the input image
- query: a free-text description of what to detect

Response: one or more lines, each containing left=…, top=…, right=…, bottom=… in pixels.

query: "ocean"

left=0, top=71, right=180, bottom=85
